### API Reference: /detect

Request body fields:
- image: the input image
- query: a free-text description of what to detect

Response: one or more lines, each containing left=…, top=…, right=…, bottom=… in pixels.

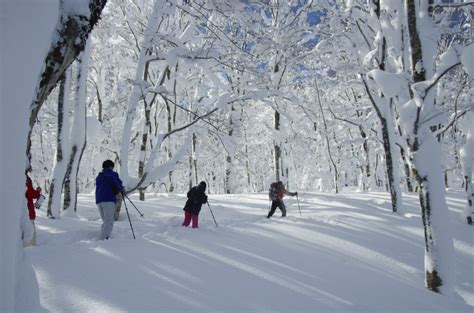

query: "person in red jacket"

left=267, top=181, right=297, bottom=218
left=25, top=175, right=41, bottom=246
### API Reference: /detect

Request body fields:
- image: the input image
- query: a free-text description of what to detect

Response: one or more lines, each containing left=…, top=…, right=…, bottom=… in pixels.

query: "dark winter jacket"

left=95, top=168, right=124, bottom=204
left=183, top=183, right=208, bottom=215
left=25, top=176, right=41, bottom=220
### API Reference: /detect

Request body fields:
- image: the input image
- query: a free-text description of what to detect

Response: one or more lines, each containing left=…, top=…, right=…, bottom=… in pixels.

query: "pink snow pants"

left=182, top=212, right=199, bottom=228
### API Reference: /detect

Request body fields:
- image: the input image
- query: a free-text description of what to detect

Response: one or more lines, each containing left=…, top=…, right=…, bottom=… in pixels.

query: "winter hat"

left=102, top=160, right=115, bottom=169
left=198, top=181, right=207, bottom=190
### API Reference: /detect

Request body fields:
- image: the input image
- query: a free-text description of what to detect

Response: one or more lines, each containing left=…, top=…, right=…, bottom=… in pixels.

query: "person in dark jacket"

left=267, top=181, right=297, bottom=218
left=182, top=181, right=208, bottom=228
left=95, top=160, right=124, bottom=240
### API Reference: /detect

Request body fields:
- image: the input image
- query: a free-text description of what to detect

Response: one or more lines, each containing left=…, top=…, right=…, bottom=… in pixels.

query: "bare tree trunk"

left=189, top=133, right=198, bottom=189
left=359, top=125, right=370, bottom=191
left=400, top=146, right=415, bottom=192
left=138, top=99, right=151, bottom=201
left=164, top=92, right=175, bottom=192
left=464, top=175, right=473, bottom=224
left=460, top=113, right=473, bottom=223
left=315, top=81, right=339, bottom=193
left=364, top=0, right=403, bottom=212
left=274, top=110, right=282, bottom=181
left=225, top=105, right=239, bottom=194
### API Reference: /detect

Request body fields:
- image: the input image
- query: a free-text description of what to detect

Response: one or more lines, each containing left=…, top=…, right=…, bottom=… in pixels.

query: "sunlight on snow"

left=93, top=247, right=123, bottom=262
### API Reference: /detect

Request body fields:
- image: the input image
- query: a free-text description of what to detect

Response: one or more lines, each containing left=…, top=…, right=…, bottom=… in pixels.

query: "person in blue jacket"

left=95, top=160, right=124, bottom=240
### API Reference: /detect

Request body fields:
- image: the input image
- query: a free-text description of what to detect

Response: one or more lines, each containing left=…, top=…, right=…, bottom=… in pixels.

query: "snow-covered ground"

left=25, top=189, right=473, bottom=313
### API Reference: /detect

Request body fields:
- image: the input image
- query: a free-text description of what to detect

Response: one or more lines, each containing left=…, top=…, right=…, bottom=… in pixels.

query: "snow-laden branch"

left=434, top=2, right=474, bottom=9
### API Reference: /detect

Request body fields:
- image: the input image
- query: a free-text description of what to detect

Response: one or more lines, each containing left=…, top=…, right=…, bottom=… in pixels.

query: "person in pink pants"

left=182, top=181, right=208, bottom=228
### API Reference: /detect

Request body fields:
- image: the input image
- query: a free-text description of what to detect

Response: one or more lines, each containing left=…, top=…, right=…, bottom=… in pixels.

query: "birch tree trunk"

left=63, top=40, right=90, bottom=212
left=315, top=81, right=339, bottom=193
left=273, top=109, right=282, bottom=182
left=47, top=68, right=72, bottom=218
left=459, top=112, right=474, bottom=224
left=404, top=0, right=454, bottom=293
left=189, top=133, right=198, bottom=189
left=365, top=0, right=404, bottom=212
left=138, top=98, right=152, bottom=201
left=26, top=0, right=107, bottom=167
left=120, top=0, right=164, bottom=187
left=225, top=105, right=239, bottom=194
left=164, top=65, right=176, bottom=193
left=363, top=80, right=403, bottom=212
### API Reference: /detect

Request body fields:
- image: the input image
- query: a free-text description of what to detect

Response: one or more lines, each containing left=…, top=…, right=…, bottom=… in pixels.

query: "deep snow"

left=24, top=189, right=473, bottom=313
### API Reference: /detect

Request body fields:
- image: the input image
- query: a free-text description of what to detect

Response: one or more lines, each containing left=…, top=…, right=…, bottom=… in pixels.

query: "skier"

left=182, top=181, right=208, bottom=228
left=267, top=181, right=297, bottom=218
left=24, top=174, right=42, bottom=246
left=95, top=160, right=124, bottom=240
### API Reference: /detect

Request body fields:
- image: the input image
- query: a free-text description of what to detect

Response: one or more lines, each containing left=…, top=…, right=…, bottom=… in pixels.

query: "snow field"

left=25, top=189, right=473, bottom=313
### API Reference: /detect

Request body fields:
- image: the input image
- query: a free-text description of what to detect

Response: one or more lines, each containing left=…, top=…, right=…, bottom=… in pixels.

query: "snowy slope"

left=25, top=190, right=473, bottom=313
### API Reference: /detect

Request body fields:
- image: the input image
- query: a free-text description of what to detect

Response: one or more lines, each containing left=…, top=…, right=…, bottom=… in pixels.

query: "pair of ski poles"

left=121, top=192, right=144, bottom=240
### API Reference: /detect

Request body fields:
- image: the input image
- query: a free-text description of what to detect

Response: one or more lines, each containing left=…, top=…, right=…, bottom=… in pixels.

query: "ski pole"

left=122, top=195, right=136, bottom=239
left=296, top=193, right=302, bottom=217
left=207, top=201, right=218, bottom=227
left=123, top=193, right=144, bottom=218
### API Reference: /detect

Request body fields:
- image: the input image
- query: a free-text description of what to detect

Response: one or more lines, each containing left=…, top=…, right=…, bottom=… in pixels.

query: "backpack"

left=269, top=182, right=278, bottom=201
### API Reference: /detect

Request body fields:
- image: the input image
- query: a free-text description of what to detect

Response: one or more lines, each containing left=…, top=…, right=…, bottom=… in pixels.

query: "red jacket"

left=25, top=177, right=41, bottom=220
left=270, top=182, right=293, bottom=203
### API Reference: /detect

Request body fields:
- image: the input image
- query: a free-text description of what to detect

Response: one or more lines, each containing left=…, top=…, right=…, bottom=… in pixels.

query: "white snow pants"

left=98, top=202, right=116, bottom=240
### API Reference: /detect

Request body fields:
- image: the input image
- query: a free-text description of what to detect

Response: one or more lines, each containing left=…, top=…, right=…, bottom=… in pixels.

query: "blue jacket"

left=95, top=168, right=124, bottom=204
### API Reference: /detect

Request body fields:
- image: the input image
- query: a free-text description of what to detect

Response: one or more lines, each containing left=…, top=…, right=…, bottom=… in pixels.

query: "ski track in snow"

left=25, top=189, right=473, bottom=313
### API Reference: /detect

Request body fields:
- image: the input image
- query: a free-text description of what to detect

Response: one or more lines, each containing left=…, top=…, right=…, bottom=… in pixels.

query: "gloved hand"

left=293, top=192, right=298, bottom=196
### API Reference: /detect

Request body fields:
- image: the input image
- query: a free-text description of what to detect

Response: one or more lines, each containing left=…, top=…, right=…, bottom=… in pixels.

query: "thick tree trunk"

left=26, top=0, right=107, bottom=167
left=411, top=136, right=454, bottom=293
left=119, top=1, right=163, bottom=185
left=405, top=0, right=454, bottom=293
